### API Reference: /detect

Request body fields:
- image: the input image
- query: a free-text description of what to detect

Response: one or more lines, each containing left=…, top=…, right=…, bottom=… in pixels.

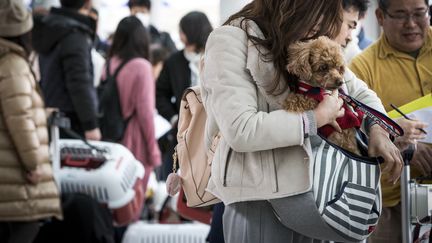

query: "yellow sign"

left=388, top=93, right=432, bottom=119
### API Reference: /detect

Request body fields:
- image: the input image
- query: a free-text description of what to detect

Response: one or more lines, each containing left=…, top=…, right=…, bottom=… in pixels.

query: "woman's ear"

left=286, top=41, right=312, bottom=80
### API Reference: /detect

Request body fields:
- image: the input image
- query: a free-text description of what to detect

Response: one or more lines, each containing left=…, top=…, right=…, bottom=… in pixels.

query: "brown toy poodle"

left=283, top=36, right=362, bottom=155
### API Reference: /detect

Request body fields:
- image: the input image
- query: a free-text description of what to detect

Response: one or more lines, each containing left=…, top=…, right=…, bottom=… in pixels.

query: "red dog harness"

left=297, top=81, right=364, bottom=137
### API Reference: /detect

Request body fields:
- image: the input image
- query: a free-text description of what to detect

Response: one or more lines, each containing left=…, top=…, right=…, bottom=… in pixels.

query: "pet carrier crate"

left=122, top=221, right=210, bottom=243
left=57, top=139, right=145, bottom=225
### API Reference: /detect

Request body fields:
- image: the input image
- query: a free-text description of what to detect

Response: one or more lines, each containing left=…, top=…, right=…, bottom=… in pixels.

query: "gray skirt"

left=223, top=200, right=347, bottom=243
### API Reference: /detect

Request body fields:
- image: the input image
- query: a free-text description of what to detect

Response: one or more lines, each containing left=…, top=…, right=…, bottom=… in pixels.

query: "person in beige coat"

left=201, top=0, right=404, bottom=242
left=0, top=0, right=62, bottom=242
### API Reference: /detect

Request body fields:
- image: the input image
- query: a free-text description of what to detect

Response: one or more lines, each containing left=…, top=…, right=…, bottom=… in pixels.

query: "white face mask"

left=135, top=13, right=150, bottom=28
left=184, top=50, right=202, bottom=86
left=184, top=50, right=201, bottom=64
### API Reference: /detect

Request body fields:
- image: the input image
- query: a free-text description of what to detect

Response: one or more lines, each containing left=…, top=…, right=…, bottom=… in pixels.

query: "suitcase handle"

left=63, top=158, right=91, bottom=167
left=61, top=155, right=105, bottom=169
left=401, top=144, right=416, bottom=243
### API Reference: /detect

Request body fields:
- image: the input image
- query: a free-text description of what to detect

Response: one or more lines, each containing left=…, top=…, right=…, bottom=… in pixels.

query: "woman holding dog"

left=200, top=0, right=403, bottom=242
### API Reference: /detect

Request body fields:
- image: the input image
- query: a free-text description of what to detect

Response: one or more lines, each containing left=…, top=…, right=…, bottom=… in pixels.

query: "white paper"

left=407, top=107, right=432, bottom=144
left=154, top=113, right=172, bottom=139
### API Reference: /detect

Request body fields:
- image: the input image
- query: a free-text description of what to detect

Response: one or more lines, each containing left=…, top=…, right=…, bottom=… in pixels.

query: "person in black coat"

left=156, top=11, right=212, bottom=127
left=155, top=11, right=213, bottom=180
left=32, top=0, right=101, bottom=140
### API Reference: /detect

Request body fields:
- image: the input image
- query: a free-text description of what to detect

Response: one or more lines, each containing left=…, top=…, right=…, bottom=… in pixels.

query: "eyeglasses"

left=383, top=8, right=429, bottom=23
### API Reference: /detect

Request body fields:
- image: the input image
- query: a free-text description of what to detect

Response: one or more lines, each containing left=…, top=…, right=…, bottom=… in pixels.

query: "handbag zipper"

left=223, top=148, right=233, bottom=186
left=265, top=102, right=278, bottom=192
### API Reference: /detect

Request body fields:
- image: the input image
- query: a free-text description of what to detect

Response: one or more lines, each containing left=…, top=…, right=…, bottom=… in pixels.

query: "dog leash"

left=338, top=91, right=404, bottom=138
left=297, top=81, right=403, bottom=138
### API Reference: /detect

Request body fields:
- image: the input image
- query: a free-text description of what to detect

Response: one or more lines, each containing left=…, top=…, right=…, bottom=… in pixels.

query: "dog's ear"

left=286, top=41, right=312, bottom=80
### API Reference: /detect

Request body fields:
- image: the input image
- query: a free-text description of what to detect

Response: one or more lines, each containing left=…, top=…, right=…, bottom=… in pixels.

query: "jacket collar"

left=49, top=7, right=95, bottom=37
left=0, top=38, right=26, bottom=59
left=378, top=27, right=432, bottom=59
left=230, top=19, right=290, bottom=109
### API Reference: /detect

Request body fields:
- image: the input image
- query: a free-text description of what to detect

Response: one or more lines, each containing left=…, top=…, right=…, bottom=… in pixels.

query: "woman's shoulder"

left=223, top=18, right=265, bottom=39
left=206, top=25, right=249, bottom=51
left=125, top=57, right=152, bottom=69
left=125, top=57, right=152, bottom=72
left=0, top=55, right=33, bottom=96
left=164, top=50, right=187, bottom=64
left=207, top=19, right=264, bottom=47
left=0, top=53, right=31, bottom=77
left=211, top=24, right=246, bottom=37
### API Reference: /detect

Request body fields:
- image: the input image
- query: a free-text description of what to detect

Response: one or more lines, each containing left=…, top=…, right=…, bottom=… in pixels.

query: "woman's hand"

left=395, top=117, right=428, bottom=143
left=85, top=128, right=102, bottom=141
left=26, top=165, right=51, bottom=184
left=368, top=125, right=403, bottom=184
left=314, top=90, right=345, bottom=132
left=45, top=107, right=59, bottom=118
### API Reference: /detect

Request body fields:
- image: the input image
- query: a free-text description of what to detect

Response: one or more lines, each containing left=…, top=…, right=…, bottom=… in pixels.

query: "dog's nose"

left=336, top=80, right=343, bottom=87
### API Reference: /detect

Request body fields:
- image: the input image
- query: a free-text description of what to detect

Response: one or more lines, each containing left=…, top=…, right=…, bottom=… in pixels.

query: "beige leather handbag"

left=168, top=86, right=221, bottom=207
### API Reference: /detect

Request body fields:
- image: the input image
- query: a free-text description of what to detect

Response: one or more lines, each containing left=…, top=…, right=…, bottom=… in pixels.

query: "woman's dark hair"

left=4, top=31, right=33, bottom=58
left=149, top=43, right=169, bottom=66
left=60, top=0, right=86, bottom=10
left=108, top=16, right=150, bottom=61
left=180, top=11, right=213, bottom=53
left=225, top=0, right=343, bottom=95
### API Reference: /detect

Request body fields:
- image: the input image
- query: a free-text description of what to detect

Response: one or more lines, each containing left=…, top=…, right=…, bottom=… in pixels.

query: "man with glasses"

left=350, top=0, right=432, bottom=242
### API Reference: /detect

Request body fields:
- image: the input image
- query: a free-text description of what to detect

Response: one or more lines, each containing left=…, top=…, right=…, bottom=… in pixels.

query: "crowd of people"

left=0, top=0, right=431, bottom=242
left=0, top=0, right=212, bottom=242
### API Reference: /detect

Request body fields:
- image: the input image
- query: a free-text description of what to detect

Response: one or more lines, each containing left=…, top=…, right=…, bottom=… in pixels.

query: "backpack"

left=97, top=59, right=131, bottom=142
left=169, top=86, right=221, bottom=207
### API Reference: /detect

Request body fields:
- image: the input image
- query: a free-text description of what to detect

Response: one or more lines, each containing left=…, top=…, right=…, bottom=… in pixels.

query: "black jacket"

left=156, top=50, right=190, bottom=121
left=33, top=8, right=98, bottom=133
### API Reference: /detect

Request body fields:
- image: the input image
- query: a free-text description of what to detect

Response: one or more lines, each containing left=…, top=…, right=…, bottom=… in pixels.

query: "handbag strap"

left=318, top=131, right=384, bottom=164
left=338, top=91, right=404, bottom=138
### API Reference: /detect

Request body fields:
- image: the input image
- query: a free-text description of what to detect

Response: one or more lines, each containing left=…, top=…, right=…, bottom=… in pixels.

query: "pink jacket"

left=104, top=57, right=161, bottom=171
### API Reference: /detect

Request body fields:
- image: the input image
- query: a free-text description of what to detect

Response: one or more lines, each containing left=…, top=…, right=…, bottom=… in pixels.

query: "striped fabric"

left=312, top=138, right=382, bottom=241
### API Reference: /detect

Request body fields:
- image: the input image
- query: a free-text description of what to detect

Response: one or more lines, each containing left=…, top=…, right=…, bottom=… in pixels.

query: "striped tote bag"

left=270, top=133, right=383, bottom=242
left=269, top=93, right=404, bottom=242
left=312, top=135, right=382, bottom=240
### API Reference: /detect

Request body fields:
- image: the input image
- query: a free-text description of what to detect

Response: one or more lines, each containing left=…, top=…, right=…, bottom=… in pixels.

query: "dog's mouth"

left=322, top=79, right=344, bottom=90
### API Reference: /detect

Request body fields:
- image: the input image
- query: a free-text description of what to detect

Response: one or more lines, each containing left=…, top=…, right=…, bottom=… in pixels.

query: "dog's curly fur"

left=283, top=36, right=360, bottom=155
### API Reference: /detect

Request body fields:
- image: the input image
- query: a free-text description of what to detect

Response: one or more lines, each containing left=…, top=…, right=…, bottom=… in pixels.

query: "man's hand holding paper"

left=395, top=117, right=428, bottom=144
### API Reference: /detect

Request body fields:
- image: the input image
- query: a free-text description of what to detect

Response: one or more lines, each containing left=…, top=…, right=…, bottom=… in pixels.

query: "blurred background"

left=24, top=0, right=415, bottom=50
left=27, top=0, right=252, bottom=49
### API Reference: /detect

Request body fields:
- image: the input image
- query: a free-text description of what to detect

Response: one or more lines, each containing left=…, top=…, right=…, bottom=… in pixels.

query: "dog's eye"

left=319, top=64, right=328, bottom=72
left=339, top=66, right=345, bottom=73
